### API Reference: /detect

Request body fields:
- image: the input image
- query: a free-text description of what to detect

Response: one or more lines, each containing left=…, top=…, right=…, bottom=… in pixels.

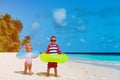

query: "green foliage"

left=0, top=14, right=23, bottom=52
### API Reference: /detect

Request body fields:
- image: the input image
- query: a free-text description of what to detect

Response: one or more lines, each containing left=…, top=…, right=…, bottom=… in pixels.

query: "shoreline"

left=1, top=52, right=120, bottom=55
left=0, top=53, right=119, bottom=80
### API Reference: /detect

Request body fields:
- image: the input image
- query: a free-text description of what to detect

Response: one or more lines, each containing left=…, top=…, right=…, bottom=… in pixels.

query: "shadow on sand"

left=14, top=71, right=34, bottom=75
left=36, top=72, right=61, bottom=77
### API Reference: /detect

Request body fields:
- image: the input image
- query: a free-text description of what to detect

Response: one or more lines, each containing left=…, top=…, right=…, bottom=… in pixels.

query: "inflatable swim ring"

left=39, top=52, right=68, bottom=63
left=16, top=50, right=40, bottom=59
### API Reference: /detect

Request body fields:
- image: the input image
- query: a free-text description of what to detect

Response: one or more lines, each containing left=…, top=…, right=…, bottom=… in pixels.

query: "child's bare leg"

left=47, top=68, right=50, bottom=76
left=29, top=63, right=32, bottom=75
left=54, top=68, right=57, bottom=77
left=24, top=63, right=27, bottom=75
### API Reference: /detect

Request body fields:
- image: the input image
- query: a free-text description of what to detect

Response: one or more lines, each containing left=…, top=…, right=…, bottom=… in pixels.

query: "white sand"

left=0, top=53, right=120, bottom=80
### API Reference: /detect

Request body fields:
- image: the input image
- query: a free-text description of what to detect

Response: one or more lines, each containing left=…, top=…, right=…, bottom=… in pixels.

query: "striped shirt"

left=46, top=44, right=61, bottom=54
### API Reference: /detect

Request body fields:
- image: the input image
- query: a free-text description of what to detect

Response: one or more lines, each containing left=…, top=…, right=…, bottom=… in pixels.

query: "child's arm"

left=32, top=55, right=38, bottom=58
left=46, top=45, right=50, bottom=54
left=56, top=44, right=62, bottom=54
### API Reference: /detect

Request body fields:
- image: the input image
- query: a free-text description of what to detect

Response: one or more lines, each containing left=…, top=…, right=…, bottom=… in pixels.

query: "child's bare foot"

left=46, top=74, right=49, bottom=77
left=29, top=70, right=33, bottom=75
left=29, top=72, right=33, bottom=75
left=55, top=74, right=57, bottom=77
left=24, top=72, right=27, bottom=75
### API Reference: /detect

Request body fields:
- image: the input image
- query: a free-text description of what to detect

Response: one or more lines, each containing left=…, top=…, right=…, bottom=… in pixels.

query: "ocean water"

left=67, top=54, right=120, bottom=65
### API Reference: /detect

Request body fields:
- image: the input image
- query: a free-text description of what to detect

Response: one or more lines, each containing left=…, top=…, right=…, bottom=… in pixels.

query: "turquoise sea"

left=67, top=54, right=120, bottom=66
left=67, top=54, right=120, bottom=70
left=68, top=54, right=120, bottom=62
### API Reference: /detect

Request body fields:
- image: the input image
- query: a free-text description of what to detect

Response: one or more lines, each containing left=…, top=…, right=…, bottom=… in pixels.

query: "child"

left=46, top=36, right=61, bottom=77
left=24, top=44, right=37, bottom=75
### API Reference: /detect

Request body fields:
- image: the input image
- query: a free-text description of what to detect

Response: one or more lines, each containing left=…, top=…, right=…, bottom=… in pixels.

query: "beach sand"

left=0, top=53, right=119, bottom=80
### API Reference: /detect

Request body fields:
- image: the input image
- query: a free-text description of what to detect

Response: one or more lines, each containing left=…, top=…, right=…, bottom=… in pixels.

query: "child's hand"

left=60, top=52, right=64, bottom=54
left=33, top=55, right=38, bottom=58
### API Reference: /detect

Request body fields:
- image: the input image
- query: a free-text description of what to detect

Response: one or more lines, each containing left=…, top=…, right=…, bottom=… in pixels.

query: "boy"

left=46, top=36, right=61, bottom=77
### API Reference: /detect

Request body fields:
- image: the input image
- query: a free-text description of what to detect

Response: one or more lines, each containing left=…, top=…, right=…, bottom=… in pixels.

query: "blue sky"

left=0, top=0, right=120, bottom=52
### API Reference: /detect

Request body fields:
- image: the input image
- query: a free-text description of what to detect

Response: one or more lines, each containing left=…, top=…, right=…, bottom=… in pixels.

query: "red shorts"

left=48, top=62, right=57, bottom=68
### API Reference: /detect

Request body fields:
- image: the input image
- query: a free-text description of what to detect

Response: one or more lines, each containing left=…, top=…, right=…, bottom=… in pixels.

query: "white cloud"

left=108, top=39, right=112, bottom=43
left=72, top=15, right=75, bottom=19
left=53, top=8, right=67, bottom=26
left=77, top=25, right=86, bottom=32
left=80, top=38, right=85, bottom=43
left=114, top=44, right=119, bottom=48
left=67, top=42, right=71, bottom=46
left=61, top=22, right=67, bottom=26
left=32, top=22, right=40, bottom=29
